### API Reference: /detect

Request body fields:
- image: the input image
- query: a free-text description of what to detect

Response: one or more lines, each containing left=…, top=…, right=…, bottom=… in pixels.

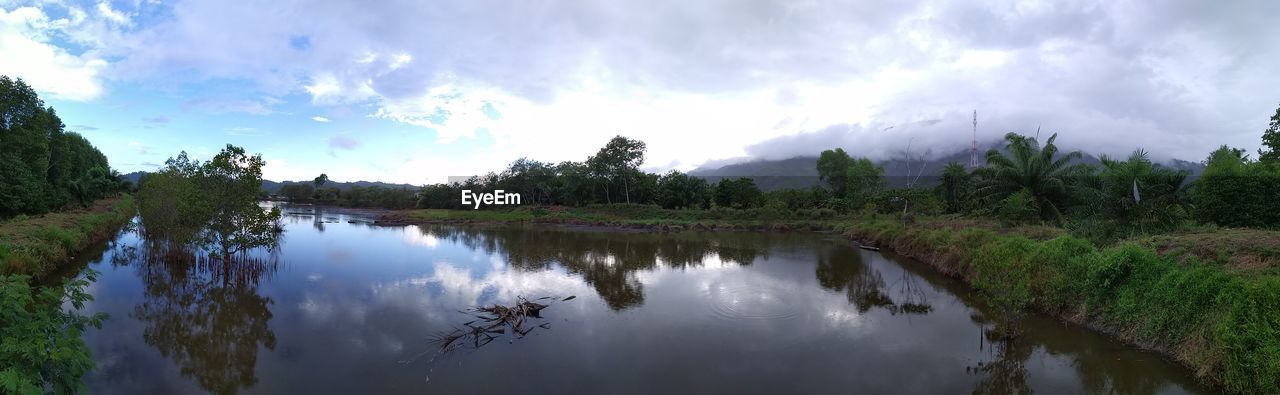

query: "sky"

left=2, top=0, right=1278, bottom=184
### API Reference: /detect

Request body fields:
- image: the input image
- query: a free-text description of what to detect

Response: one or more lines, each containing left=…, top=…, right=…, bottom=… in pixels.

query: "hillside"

left=121, top=171, right=418, bottom=192
left=691, top=144, right=1199, bottom=191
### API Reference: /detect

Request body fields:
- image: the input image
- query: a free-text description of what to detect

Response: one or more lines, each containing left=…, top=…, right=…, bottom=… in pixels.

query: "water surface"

left=75, top=204, right=1210, bottom=394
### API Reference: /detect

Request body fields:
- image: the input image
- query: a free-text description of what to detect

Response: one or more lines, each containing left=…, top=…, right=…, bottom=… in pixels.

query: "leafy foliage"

left=138, top=145, right=282, bottom=259
left=1, top=76, right=124, bottom=218
left=973, top=132, right=1092, bottom=224
left=1193, top=145, right=1280, bottom=228
left=0, top=272, right=106, bottom=394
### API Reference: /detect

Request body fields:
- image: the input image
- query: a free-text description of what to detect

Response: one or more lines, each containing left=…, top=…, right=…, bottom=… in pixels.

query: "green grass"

left=0, top=196, right=135, bottom=278
left=842, top=219, right=1280, bottom=393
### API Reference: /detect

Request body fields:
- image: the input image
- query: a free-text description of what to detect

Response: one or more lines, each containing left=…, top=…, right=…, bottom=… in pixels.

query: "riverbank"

left=0, top=196, right=136, bottom=278
left=839, top=219, right=1279, bottom=394
left=375, top=204, right=850, bottom=231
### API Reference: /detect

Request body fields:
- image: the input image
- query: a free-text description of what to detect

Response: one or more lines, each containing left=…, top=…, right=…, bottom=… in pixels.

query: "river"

left=70, top=204, right=1210, bottom=394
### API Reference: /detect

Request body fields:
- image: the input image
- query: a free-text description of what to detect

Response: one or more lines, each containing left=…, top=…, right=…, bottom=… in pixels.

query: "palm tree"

left=938, top=161, right=971, bottom=213
left=973, top=132, right=1092, bottom=224
left=1080, top=149, right=1189, bottom=236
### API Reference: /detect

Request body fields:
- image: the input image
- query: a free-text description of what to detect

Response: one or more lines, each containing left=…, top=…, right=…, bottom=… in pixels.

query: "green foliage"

left=1071, top=149, right=1190, bottom=240
left=587, top=135, right=647, bottom=204
left=971, top=236, right=1037, bottom=336
left=937, top=162, right=972, bottom=213
left=1217, top=277, right=1280, bottom=393
left=713, top=178, right=762, bottom=209
left=0, top=272, right=106, bottom=394
left=873, top=188, right=943, bottom=216
left=1260, top=104, right=1280, bottom=164
left=844, top=219, right=1280, bottom=393
left=974, top=132, right=1092, bottom=225
left=816, top=148, right=883, bottom=208
left=138, top=145, right=282, bottom=259
left=1, top=76, right=123, bottom=218
left=656, top=171, right=711, bottom=209
left=817, top=148, right=854, bottom=196
left=1193, top=145, right=1280, bottom=228
left=997, top=189, right=1040, bottom=225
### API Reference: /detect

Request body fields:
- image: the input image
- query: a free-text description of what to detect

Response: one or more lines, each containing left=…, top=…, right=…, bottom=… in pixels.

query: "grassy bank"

left=840, top=219, right=1279, bottom=394
left=0, top=196, right=136, bottom=278
left=377, top=204, right=850, bottom=231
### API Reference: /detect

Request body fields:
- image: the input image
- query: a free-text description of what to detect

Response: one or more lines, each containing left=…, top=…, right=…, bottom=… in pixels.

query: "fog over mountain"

left=4, top=0, right=1276, bottom=184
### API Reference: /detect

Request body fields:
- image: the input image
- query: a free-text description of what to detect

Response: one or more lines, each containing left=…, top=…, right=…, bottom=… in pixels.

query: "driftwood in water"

left=429, top=295, right=575, bottom=353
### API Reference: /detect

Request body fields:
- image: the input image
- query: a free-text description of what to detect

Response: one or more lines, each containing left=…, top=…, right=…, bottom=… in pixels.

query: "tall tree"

left=938, top=162, right=972, bottom=213
left=1261, top=104, right=1280, bottom=164
left=586, top=136, right=646, bottom=204
left=817, top=148, right=853, bottom=196
left=973, top=132, right=1091, bottom=224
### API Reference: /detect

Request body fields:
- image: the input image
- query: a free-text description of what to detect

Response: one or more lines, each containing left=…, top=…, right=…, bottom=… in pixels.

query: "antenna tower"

left=969, top=110, right=979, bottom=168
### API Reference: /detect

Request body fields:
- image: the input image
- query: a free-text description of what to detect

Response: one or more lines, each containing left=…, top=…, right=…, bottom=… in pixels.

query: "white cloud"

left=10, top=0, right=1280, bottom=175
left=95, top=1, right=130, bottom=26
left=311, top=116, right=330, bottom=123
left=0, top=6, right=108, bottom=101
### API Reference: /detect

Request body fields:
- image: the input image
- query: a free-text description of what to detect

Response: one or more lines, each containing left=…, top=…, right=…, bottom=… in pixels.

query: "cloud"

left=142, top=116, right=169, bottom=124
left=9, top=0, right=1280, bottom=174
left=183, top=97, right=278, bottom=115
left=328, top=134, right=359, bottom=150
left=70, top=124, right=98, bottom=131
left=128, top=140, right=148, bottom=154
left=0, top=6, right=108, bottom=101
left=311, top=116, right=331, bottom=123
left=223, top=126, right=261, bottom=136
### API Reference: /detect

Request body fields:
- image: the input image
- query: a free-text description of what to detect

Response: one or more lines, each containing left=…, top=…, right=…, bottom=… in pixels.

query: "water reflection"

left=418, top=226, right=773, bottom=310
left=76, top=210, right=1210, bottom=394
left=128, top=242, right=278, bottom=395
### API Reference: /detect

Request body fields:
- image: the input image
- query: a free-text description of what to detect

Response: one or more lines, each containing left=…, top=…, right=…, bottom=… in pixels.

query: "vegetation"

left=137, top=145, right=281, bottom=260
left=0, top=272, right=106, bottom=394
left=841, top=219, right=1280, bottom=393
left=0, top=197, right=135, bottom=277
left=972, top=132, right=1090, bottom=225
left=1, top=76, right=128, bottom=219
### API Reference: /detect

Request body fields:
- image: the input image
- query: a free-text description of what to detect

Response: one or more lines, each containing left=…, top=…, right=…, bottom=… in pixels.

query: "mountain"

left=690, top=144, right=1200, bottom=191
left=120, top=171, right=417, bottom=192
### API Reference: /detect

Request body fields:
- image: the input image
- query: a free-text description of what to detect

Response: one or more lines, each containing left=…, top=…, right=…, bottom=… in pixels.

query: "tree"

left=138, top=145, right=282, bottom=261
left=0, top=75, right=116, bottom=217
left=1193, top=145, right=1280, bottom=227
left=973, top=132, right=1091, bottom=224
left=937, top=162, right=972, bottom=213
left=713, top=178, right=762, bottom=209
left=656, top=171, right=711, bottom=209
left=844, top=157, right=884, bottom=208
left=1078, top=149, right=1189, bottom=237
left=1261, top=104, right=1280, bottom=164
left=817, top=148, right=854, bottom=195
left=586, top=136, right=646, bottom=204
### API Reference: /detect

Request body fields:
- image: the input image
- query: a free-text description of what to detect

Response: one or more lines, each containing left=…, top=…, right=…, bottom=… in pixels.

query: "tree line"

left=1, top=76, right=128, bottom=218
left=403, top=107, right=1280, bottom=239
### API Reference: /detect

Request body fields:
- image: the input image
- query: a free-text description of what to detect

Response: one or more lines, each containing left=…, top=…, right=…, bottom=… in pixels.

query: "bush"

left=971, top=236, right=1038, bottom=336
left=0, top=273, right=106, bottom=394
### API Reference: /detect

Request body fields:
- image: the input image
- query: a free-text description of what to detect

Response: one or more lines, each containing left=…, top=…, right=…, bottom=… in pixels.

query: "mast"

left=969, top=110, right=979, bottom=168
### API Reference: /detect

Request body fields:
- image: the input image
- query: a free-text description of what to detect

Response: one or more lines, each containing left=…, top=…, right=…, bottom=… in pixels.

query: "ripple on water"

left=704, top=280, right=803, bottom=321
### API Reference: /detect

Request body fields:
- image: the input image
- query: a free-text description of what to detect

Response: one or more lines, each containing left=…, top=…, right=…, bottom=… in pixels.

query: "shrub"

left=0, top=273, right=106, bottom=394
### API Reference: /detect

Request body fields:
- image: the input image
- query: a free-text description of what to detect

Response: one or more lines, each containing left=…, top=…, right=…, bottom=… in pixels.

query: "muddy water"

left=75, top=204, right=1210, bottom=394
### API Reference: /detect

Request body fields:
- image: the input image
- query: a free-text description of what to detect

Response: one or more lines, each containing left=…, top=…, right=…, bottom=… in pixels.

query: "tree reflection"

left=419, top=226, right=771, bottom=310
left=815, top=246, right=934, bottom=315
left=967, top=336, right=1033, bottom=395
left=129, top=241, right=277, bottom=395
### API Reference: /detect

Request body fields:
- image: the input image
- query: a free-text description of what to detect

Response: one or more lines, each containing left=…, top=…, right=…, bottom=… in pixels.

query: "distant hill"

left=259, top=179, right=418, bottom=193
left=690, top=144, right=1201, bottom=191
left=120, top=171, right=418, bottom=192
